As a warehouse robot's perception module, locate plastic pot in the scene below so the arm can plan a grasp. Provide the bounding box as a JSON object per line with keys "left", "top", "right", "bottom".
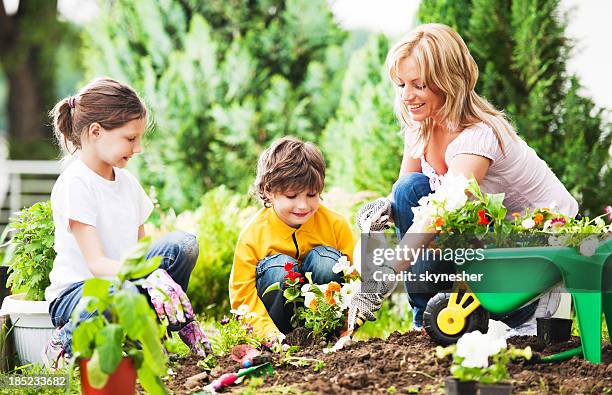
{"left": 0, "top": 266, "right": 9, "bottom": 306}
{"left": 0, "top": 293, "right": 54, "bottom": 364}
{"left": 80, "top": 357, "right": 136, "bottom": 395}
{"left": 478, "top": 382, "right": 513, "bottom": 395}
{"left": 444, "top": 377, "right": 477, "bottom": 395}
{"left": 537, "top": 317, "right": 572, "bottom": 345}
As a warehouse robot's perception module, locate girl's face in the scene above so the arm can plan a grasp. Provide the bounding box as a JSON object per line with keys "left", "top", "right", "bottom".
{"left": 396, "top": 56, "right": 445, "bottom": 123}
{"left": 268, "top": 189, "right": 320, "bottom": 228}
{"left": 90, "top": 118, "right": 146, "bottom": 169}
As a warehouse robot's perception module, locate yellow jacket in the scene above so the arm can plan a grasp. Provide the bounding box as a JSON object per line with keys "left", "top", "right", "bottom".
{"left": 229, "top": 204, "right": 355, "bottom": 339}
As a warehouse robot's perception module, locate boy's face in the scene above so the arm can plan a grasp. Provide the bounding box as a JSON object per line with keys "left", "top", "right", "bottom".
{"left": 268, "top": 189, "right": 321, "bottom": 228}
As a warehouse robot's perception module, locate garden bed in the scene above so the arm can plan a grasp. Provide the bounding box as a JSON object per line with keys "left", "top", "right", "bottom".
{"left": 166, "top": 331, "right": 612, "bottom": 394}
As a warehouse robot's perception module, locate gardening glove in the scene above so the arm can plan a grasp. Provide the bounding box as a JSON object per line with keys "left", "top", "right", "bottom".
{"left": 357, "top": 197, "right": 392, "bottom": 233}
{"left": 142, "top": 268, "right": 195, "bottom": 325}
{"left": 347, "top": 265, "right": 398, "bottom": 331}
{"left": 178, "top": 320, "right": 213, "bottom": 357}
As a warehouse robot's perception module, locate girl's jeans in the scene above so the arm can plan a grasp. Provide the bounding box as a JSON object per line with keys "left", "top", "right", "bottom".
{"left": 391, "top": 172, "right": 537, "bottom": 329}
{"left": 48, "top": 231, "right": 199, "bottom": 355}
{"left": 255, "top": 246, "right": 344, "bottom": 334}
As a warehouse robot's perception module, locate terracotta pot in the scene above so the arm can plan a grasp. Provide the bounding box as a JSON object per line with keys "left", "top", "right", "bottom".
{"left": 478, "top": 382, "right": 513, "bottom": 395}
{"left": 80, "top": 357, "right": 136, "bottom": 395}
{"left": 444, "top": 377, "right": 477, "bottom": 395}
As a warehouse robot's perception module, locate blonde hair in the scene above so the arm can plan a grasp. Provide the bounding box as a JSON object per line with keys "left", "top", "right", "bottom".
{"left": 385, "top": 23, "right": 516, "bottom": 158}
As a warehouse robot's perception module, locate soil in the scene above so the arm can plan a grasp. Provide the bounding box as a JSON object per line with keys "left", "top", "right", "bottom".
{"left": 165, "top": 331, "right": 612, "bottom": 394}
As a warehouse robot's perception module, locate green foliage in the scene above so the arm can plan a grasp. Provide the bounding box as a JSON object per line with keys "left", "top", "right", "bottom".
{"left": 187, "top": 186, "right": 256, "bottom": 317}
{"left": 82, "top": 0, "right": 347, "bottom": 211}
{"left": 71, "top": 237, "right": 168, "bottom": 394}
{"left": 322, "top": 34, "right": 403, "bottom": 194}
{"left": 353, "top": 294, "right": 413, "bottom": 341}
{"left": 211, "top": 315, "right": 262, "bottom": 356}
{"left": 418, "top": 0, "right": 611, "bottom": 217}
{"left": 4, "top": 201, "right": 55, "bottom": 301}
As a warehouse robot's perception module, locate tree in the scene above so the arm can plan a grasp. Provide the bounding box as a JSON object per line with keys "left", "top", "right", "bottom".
{"left": 82, "top": 0, "right": 347, "bottom": 211}
{"left": 418, "top": 0, "right": 611, "bottom": 216}
{"left": 0, "top": 0, "right": 68, "bottom": 158}
{"left": 322, "top": 34, "right": 403, "bottom": 195}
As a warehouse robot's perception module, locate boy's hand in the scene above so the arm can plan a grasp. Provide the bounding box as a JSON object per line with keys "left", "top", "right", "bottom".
{"left": 142, "top": 268, "right": 195, "bottom": 325}
{"left": 357, "top": 198, "right": 392, "bottom": 233}
{"left": 178, "top": 320, "right": 213, "bottom": 356}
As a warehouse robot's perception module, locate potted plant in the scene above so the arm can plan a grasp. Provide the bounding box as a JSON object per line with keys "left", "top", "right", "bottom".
{"left": 0, "top": 201, "right": 56, "bottom": 365}
{"left": 71, "top": 237, "right": 168, "bottom": 395}
{"left": 436, "top": 330, "right": 532, "bottom": 395}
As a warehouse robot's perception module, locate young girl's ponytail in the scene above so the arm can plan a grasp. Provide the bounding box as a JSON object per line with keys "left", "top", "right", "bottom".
{"left": 51, "top": 96, "right": 78, "bottom": 154}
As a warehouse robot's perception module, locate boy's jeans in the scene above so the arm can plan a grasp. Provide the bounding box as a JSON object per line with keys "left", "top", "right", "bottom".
{"left": 391, "top": 172, "right": 537, "bottom": 329}
{"left": 48, "top": 231, "right": 199, "bottom": 355}
{"left": 256, "top": 246, "right": 344, "bottom": 334}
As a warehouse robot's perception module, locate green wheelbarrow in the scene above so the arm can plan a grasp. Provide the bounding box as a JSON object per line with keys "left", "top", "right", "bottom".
{"left": 423, "top": 238, "right": 612, "bottom": 364}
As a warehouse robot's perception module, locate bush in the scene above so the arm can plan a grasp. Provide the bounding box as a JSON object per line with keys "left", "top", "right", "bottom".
{"left": 4, "top": 201, "right": 55, "bottom": 301}
{"left": 187, "top": 187, "right": 257, "bottom": 318}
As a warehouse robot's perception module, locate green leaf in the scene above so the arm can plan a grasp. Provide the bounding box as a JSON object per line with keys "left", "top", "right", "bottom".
{"left": 283, "top": 286, "right": 300, "bottom": 302}
{"left": 95, "top": 324, "right": 125, "bottom": 374}
{"left": 72, "top": 318, "right": 104, "bottom": 358}
{"left": 137, "top": 363, "right": 168, "bottom": 395}
{"left": 82, "top": 278, "right": 113, "bottom": 311}
{"left": 71, "top": 296, "right": 101, "bottom": 323}
{"left": 87, "top": 350, "right": 110, "bottom": 389}
{"left": 262, "top": 282, "right": 281, "bottom": 297}
{"left": 119, "top": 256, "right": 161, "bottom": 281}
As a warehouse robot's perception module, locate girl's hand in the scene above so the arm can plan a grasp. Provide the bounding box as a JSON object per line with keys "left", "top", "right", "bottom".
{"left": 178, "top": 320, "right": 213, "bottom": 356}
{"left": 142, "top": 268, "right": 195, "bottom": 325}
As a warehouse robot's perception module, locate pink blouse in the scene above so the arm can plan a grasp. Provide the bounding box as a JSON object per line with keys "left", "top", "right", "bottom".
{"left": 417, "top": 122, "right": 579, "bottom": 218}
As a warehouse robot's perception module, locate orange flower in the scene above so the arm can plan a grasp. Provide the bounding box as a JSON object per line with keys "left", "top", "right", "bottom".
{"left": 435, "top": 217, "right": 445, "bottom": 227}
{"left": 534, "top": 213, "right": 544, "bottom": 225}
{"left": 309, "top": 298, "right": 318, "bottom": 310}
{"left": 541, "top": 208, "right": 550, "bottom": 212}
{"left": 325, "top": 282, "right": 341, "bottom": 305}
{"left": 327, "top": 281, "right": 341, "bottom": 293}
{"left": 512, "top": 213, "right": 520, "bottom": 218}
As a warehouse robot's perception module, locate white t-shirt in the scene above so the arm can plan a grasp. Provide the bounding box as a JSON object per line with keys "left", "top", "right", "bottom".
{"left": 45, "top": 159, "right": 153, "bottom": 301}
{"left": 415, "top": 122, "right": 579, "bottom": 218}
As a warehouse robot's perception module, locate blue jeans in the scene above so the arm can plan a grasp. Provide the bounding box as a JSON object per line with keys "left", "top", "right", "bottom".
{"left": 391, "top": 172, "right": 537, "bottom": 328}
{"left": 48, "top": 231, "right": 199, "bottom": 355}
{"left": 255, "top": 246, "right": 344, "bottom": 334}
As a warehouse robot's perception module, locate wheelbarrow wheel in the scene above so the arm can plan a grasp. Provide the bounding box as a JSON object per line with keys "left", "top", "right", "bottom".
{"left": 423, "top": 292, "right": 489, "bottom": 346}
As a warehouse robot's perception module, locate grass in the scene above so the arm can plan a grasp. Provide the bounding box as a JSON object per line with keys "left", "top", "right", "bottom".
{"left": 0, "top": 363, "right": 80, "bottom": 395}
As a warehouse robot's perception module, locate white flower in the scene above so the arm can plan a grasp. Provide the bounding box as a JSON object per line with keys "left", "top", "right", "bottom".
{"left": 339, "top": 280, "right": 361, "bottom": 311}
{"left": 579, "top": 237, "right": 599, "bottom": 257}
{"left": 521, "top": 218, "right": 535, "bottom": 229}
{"left": 301, "top": 284, "right": 318, "bottom": 310}
{"left": 332, "top": 256, "right": 356, "bottom": 276}
{"left": 436, "top": 174, "right": 470, "bottom": 212}
{"left": 230, "top": 304, "right": 250, "bottom": 317}
{"left": 595, "top": 217, "right": 605, "bottom": 228}
{"left": 455, "top": 330, "right": 506, "bottom": 368}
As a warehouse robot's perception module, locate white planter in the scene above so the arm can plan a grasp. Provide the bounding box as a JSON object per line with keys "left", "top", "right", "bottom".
{"left": 0, "top": 293, "right": 55, "bottom": 365}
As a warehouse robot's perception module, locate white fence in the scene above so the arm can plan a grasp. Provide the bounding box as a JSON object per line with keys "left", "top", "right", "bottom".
{"left": 1, "top": 161, "right": 61, "bottom": 230}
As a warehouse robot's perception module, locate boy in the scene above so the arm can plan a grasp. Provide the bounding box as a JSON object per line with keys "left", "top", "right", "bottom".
{"left": 229, "top": 137, "right": 355, "bottom": 340}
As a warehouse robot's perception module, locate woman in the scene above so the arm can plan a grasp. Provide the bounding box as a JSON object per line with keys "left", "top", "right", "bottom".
{"left": 349, "top": 23, "right": 577, "bottom": 336}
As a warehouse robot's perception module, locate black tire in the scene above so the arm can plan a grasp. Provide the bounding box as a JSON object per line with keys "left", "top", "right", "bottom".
{"left": 423, "top": 292, "right": 489, "bottom": 346}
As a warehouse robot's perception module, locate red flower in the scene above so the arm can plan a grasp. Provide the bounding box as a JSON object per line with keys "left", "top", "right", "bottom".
{"left": 477, "top": 210, "right": 490, "bottom": 225}
{"left": 284, "top": 270, "right": 302, "bottom": 281}
{"left": 284, "top": 262, "right": 295, "bottom": 272}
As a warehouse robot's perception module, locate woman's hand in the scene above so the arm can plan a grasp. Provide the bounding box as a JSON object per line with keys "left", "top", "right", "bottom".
{"left": 357, "top": 197, "right": 393, "bottom": 233}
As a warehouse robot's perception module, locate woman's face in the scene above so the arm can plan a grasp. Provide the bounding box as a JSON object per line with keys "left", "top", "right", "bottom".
{"left": 396, "top": 56, "right": 445, "bottom": 123}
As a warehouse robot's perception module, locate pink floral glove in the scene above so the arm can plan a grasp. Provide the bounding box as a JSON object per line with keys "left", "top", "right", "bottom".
{"left": 178, "top": 321, "right": 213, "bottom": 356}
{"left": 142, "top": 268, "right": 195, "bottom": 325}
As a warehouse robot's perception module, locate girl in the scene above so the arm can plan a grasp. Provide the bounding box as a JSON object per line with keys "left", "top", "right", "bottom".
{"left": 43, "top": 77, "right": 210, "bottom": 368}
{"left": 350, "top": 24, "right": 577, "bottom": 335}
